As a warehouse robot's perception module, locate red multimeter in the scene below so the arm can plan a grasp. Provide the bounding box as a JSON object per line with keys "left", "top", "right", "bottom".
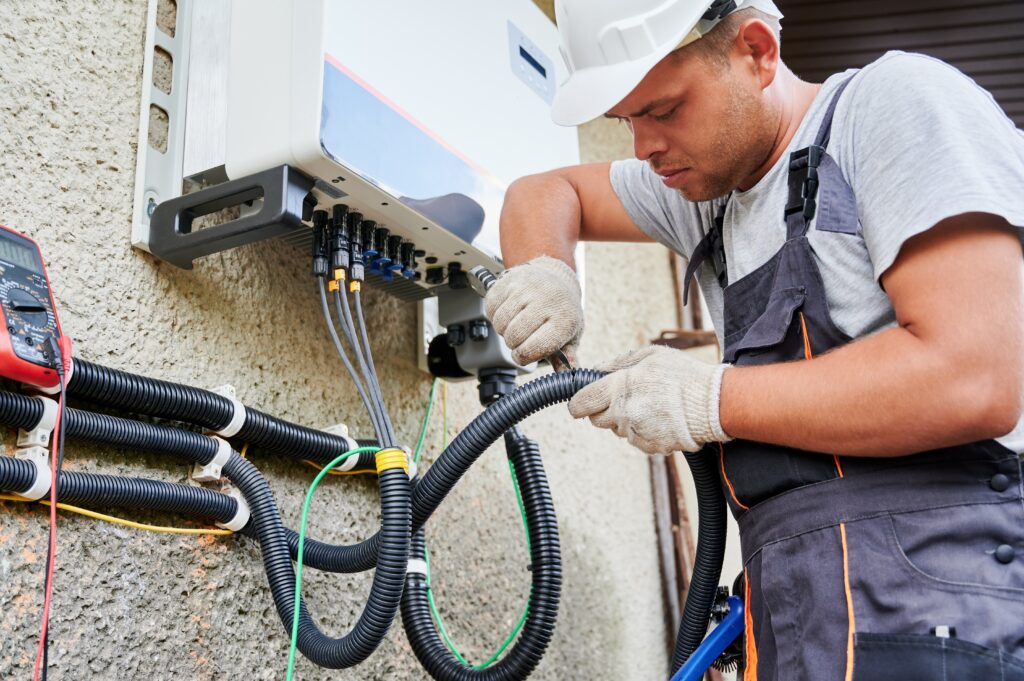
{"left": 0, "top": 224, "right": 65, "bottom": 389}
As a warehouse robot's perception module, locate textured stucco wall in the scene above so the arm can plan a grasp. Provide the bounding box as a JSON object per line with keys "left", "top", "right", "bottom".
{"left": 0, "top": 1, "right": 681, "bottom": 679}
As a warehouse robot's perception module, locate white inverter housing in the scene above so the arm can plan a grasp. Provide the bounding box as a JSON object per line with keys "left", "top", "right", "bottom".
{"left": 136, "top": 0, "right": 580, "bottom": 300}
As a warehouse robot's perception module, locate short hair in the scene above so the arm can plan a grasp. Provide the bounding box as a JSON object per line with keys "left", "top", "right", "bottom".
{"left": 673, "top": 8, "right": 782, "bottom": 68}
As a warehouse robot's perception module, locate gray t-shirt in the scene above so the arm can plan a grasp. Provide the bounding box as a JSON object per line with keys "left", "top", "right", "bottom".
{"left": 610, "top": 51, "right": 1024, "bottom": 452}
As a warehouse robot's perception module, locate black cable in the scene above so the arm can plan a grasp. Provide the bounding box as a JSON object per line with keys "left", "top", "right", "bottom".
{"left": 66, "top": 358, "right": 234, "bottom": 430}
{"left": 67, "top": 357, "right": 363, "bottom": 467}
{"left": 0, "top": 460, "right": 239, "bottom": 525}
{"left": 43, "top": 358, "right": 726, "bottom": 671}
{"left": 402, "top": 430, "right": 561, "bottom": 680}
{"left": 223, "top": 451, "right": 411, "bottom": 669}
{"left": 672, "top": 450, "right": 727, "bottom": 671}
{"left": 283, "top": 371, "right": 602, "bottom": 574}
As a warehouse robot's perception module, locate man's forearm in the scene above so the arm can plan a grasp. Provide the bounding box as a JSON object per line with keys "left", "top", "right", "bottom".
{"left": 719, "top": 325, "right": 1021, "bottom": 456}
{"left": 499, "top": 173, "right": 582, "bottom": 268}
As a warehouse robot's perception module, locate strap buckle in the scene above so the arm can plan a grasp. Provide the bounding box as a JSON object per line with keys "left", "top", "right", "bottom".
{"left": 785, "top": 145, "right": 825, "bottom": 221}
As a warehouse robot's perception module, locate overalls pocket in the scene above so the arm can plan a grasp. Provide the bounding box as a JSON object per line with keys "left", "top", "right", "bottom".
{"left": 844, "top": 507, "right": 1024, "bottom": 665}
{"left": 723, "top": 287, "right": 806, "bottom": 364}
{"left": 852, "top": 633, "right": 1024, "bottom": 681}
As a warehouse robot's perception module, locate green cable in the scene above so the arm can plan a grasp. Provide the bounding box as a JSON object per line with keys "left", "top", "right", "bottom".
{"left": 286, "top": 445, "right": 381, "bottom": 681}
{"left": 422, "top": 446, "right": 533, "bottom": 667}
{"left": 413, "top": 378, "right": 438, "bottom": 464}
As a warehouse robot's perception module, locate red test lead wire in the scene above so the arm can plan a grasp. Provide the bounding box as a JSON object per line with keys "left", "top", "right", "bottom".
{"left": 32, "top": 338, "right": 71, "bottom": 681}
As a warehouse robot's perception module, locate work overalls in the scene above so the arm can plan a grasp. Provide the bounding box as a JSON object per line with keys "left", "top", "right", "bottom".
{"left": 684, "top": 79, "right": 1024, "bottom": 680}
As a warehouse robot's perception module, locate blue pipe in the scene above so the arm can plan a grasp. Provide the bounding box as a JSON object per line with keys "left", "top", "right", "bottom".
{"left": 669, "top": 595, "right": 744, "bottom": 681}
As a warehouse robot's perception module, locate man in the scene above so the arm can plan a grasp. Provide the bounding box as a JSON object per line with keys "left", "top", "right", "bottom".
{"left": 483, "top": 0, "right": 1024, "bottom": 679}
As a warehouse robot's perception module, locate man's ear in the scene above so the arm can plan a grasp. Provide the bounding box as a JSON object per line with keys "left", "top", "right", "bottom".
{"left": 733, "top": 19, "right": 779, "bottom": 89}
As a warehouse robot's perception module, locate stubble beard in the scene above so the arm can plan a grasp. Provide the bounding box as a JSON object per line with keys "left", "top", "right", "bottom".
{"left": 675, "top": 89, "right": 776, "bottom": 203}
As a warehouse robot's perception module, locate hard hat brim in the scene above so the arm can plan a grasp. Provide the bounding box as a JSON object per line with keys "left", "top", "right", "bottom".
{"left": 551, "top": 53, "right": 670, "bottom": 127}
{"left": 550, "top": 9, "right": 708, "bottom": 127}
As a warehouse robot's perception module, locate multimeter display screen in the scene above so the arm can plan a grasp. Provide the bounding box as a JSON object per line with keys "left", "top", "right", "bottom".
{"left": 0, "top": 239, "right": 42, "bottom": 274}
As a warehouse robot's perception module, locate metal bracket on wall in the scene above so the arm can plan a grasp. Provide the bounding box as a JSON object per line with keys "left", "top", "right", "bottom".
{"left": 132, "top": 0, "right": 193, "bottom": 253}
{"left": 149, "top": 164, "right": 316, "bottom": 269}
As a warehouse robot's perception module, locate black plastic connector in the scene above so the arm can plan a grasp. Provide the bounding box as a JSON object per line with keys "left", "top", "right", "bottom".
{"left": 311, "top": 209, "right": 329, "bottom": 278}
{"left": 400, "top": 242, "right": 416, "bottom": 279}
{"left": 447, "top": 262, "right": 468, "bottom": 290}
{"left": 360, "top": 220, "right": 377, "bottom": 260}
{"left": 346, "top": 212, "right": 365, "bottom": 281}
{"left": 330, "top": 204, "right": 350, "bottom": 271}
{"left": 371, "top": 226, "right": 391, "bottom": 267}
{"left": 386, "top": 236, "right": 404, "bottom": 272}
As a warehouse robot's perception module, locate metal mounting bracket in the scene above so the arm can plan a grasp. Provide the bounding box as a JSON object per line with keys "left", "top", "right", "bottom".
{"left": 148, "top": 164, "right": 316, "bottom": 269}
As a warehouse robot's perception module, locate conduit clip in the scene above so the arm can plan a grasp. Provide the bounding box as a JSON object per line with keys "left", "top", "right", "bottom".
{"left": 18, "top": 395, "right": 58, "bottom": 449}
{"left": 322, "top": 422, "right": 360, "bottom": 471}
{"left": 210, "top": 384, "right": 247, "bottom": 438}
{"left": 217, "top": 482, "right": 251, "bottom": 532}
{"left": 406, "top": 559, "right": 428, "bottom": 576}
{"left": 192, "top": 436, "right": 233, "bottom": 483}
{"left": 13, "top": 446, "right": 51, "bottom": 501}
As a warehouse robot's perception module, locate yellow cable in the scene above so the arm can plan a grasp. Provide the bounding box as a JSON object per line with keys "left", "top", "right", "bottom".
{"left": 0, "top": 495, "right": 233, "bottom": 536}
{"left": 240, "top": 442, "right": 249, "bottom": 459}
{"left": 302, "top": 459, "right": 375, "bottom": 476}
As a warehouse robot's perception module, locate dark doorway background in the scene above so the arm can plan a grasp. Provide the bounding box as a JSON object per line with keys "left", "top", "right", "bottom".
{"left": 780, "top": 0, "right": 1024, "bottom": 127}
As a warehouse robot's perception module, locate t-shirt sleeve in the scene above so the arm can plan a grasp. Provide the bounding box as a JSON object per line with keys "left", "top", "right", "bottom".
{"left": 609, "top": 159, "right": 705, "bottom": 256}
{"left": 841, "top": 53, "right": 1024, "bottom": 281}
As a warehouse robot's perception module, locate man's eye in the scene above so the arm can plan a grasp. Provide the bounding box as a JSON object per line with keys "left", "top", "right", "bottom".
{"left": 652, "top": 105, "right": 679, "bottom": 123}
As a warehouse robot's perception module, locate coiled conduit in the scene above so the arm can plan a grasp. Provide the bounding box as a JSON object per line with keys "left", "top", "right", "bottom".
{"left": 16, "top": 361, "right": 726, "bottom": 674}
{"left": 401, "top": 429, "right": 561, "bottom": 680}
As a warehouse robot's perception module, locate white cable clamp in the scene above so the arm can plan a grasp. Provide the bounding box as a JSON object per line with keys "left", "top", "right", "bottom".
{"left": 213, "top": 397, "right": 246, "bottom": 438}
{"left": 407, "top": 558, "right": 429, "bottom": 576}
{"left": 216, "top": 485, "right": 251, "bottom": 532}
{"left": 323, "top": 423, "right": 360, "bottom": 471}
{"left": 407, "top": 460, "right": 418, "bottom": 480}
{"left": 192, "top": 436, "right": 233, "bottom": 483}
{"left": 13, "top": 446, "right": 51, "bottom": 501}
{"left": 17, "top": 396, "right": 58, "bottom": 449}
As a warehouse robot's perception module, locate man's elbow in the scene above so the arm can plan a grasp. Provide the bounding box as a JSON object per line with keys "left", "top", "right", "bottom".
{"left": 960, "top": 368, "right": 1023, "bottom": 440}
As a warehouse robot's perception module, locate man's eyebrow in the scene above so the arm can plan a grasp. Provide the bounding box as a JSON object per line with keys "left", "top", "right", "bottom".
{"left": 603, "top": 97, "right": 677, "bottom": 120}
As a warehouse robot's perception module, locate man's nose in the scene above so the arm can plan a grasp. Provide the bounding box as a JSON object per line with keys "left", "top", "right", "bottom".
{"left": 631, "top": 118, "right": 668, "bottom": 161}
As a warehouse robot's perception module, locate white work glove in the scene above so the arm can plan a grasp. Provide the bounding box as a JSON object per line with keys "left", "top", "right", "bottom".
{"left": 568, "top": 345, "right": 732, "bottom": 454}
{"left": 485, "top": 256, "right": 583, "bottom": 366}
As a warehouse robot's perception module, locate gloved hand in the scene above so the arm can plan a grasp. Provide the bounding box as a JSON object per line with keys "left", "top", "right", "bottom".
{"left": 485, "top": 255, "right": 583, "bottom": 366}
{"left": 568, "top": 345, "right": 731, "bottom": 454}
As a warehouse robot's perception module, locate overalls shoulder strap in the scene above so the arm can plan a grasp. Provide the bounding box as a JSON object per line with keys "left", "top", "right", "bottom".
{"left": 682, "top": 76, "right": 857, "bottom": 305}
{"left": 784, "top": 76, "right": 856, "bottom": 240}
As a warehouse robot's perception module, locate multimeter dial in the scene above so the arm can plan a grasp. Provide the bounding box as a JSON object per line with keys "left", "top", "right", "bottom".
{"left": 1, "top": 281, "right": 57, "bottom": 366}
{"left": 0, "top": 225, "right": 64, "bottom": 389}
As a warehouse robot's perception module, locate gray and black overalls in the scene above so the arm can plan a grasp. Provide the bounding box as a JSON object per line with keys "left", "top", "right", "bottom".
{"left": 684, "top": 79, "right": 1024, "bottom": 680}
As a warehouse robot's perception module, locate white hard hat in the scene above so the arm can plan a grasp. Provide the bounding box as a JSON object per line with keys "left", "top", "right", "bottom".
{"left": 551, "top": 0, "right": 783, "bottom": 126}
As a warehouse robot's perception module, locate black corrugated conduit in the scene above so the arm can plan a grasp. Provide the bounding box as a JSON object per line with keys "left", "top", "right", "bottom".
{"left": 401, "top": 429, "right": 561, "bottom": 680}
{"left": 673, "top": 450, "right": 727, "bottom": 671}
{"left": 65, "top": 408, "right": 219, "bottom": 465}
{"left": 0, "top": 455, "right": 38, "bottom": 495}
{"left": 67, "top": 358, "right": 366, "bottom": 467}
{"left": 0, "top": 457, "right": 237, "bottom": 524}
{"left": 67, "top": 358, "right": 234, "bottom": 430}
{"left": 223, "top": 452, "right": 411, "bottom": 669}
{"left": 14, "top": 361, "right": 726, "bottom": 672}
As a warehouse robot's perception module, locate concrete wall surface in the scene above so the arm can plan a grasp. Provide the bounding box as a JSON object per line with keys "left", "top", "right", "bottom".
{"left": 0, "top": 1, "right": 681, "bottom": 678}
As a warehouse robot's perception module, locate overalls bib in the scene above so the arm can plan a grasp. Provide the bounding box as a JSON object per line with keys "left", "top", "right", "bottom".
{"left": 684, "top": 79, "right": 1024, "bottom": 680}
